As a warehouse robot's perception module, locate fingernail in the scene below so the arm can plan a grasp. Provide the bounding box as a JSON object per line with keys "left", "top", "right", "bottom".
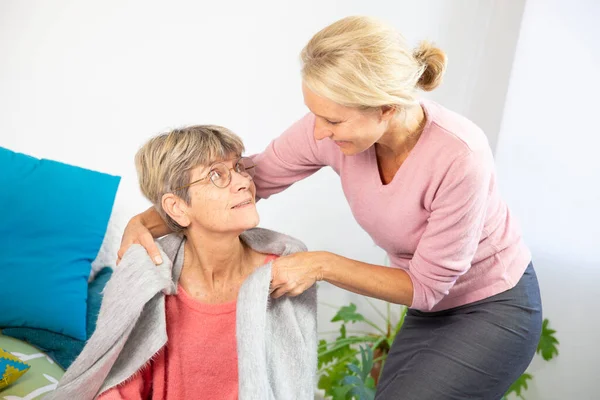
{"left": 154, "top": 255, "right": 163, "bottom": 265}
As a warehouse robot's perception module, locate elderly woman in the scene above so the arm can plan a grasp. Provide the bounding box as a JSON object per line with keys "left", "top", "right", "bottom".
{"left": 46, "top": 126, "right": 317, "bottom": 400}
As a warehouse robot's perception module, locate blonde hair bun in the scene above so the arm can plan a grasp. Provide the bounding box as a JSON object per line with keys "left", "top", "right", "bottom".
{"left": 413, "top": 40, "right": 447, "bottom": 92}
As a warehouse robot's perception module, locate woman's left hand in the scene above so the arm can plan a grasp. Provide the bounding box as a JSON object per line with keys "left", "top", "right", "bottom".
{"left": 270, "top": 251, "right": 330, "bottom": 298}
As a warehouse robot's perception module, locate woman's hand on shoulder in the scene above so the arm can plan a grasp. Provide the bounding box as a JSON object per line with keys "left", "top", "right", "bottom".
{"left": 117, "top": 216, "right": 163, "bottom": 266}
{"left": 269, "top": 251, "right": 329, "bottom": 298}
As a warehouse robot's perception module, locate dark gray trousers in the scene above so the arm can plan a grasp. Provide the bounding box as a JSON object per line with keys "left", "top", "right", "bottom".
{"left": 375, "top": 263, "right": 543, "bottom": 400}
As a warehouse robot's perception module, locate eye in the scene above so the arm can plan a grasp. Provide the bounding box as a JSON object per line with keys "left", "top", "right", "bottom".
{"left": 325, "top": 119, "right": 341, "bottom": 125}
{"left": 209, "top": 169, "right": 224, "bottom": 180}
{"left": 234, "top": 162, "right": 244, "bottom": 174}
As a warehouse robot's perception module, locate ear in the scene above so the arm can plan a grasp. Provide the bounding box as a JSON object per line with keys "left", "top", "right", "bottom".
{"left": 379, "top": 105, "right": 397, "bottom": 122}
{"left": 162, "top": 193, "right": 191, "bottom": 228}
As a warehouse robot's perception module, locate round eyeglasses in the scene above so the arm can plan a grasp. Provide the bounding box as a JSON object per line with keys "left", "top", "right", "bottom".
{"left": 171, "top": 157, "right": 255, "bottom": 191}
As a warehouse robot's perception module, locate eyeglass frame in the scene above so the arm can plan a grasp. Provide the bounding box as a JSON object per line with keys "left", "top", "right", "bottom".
{"left": 170, "top": 157, "right": 255, "bottom": 192}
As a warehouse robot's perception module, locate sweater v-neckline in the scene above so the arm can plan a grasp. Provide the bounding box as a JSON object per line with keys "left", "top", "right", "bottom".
{"left": 369, "top": 104, "right": 431, "bottom": 189}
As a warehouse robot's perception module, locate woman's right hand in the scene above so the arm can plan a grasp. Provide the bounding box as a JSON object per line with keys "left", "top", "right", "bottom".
{"left": 117, "top": 216, "right": 163, "bottom": 266}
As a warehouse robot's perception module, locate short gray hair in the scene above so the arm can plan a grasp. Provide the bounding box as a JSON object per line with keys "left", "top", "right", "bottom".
{"left": 135, "top": 125, "right": 245, "bottom": 232}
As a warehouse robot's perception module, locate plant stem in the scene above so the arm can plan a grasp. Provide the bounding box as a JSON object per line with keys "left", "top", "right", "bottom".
{"left": 318, "top": 336, "right": 377, "bottom": 349}
{"left": 362, "top": 319, "right": 388, "bottom": 336}
{"left": 371, "top": 336, "right": 387, "bottom": 351}
{"left": 319, "top": 330, "right": 375, "bottom": 336}
{"left": 364, "top": 296, "right": 388, "bottom": 324}
{"left": 394, "top": 306, "right": 407, "bottom": 335}
{"left": 319, "top": 301, "right": 342, "bottom": 310}
{"left": 373, "top": 356, "right": 386, "bottom": 364}
{"left": 318, "top": 337, "right": 378, "bottom": 357}
{"left": 386, "top": 301, "right": 391, "bottom": 324}
{"left": 378, "top": 358, "right": 386, "bottom": 383}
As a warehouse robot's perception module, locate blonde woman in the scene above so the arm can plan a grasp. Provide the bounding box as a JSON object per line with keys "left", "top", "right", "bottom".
{"left": 118, "top": 16, "right": 542, "bottom": 399}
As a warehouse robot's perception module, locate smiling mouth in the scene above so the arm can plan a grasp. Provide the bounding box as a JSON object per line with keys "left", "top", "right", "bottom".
{"left": 231, "top": 199, "right": 253, "bottom": 209}
{"left": 334, "top": 140, "right": 351, "bottom": 146}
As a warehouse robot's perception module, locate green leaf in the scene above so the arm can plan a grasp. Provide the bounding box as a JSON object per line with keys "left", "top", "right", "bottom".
{"left": 331, "top": 384, "right": 352, "bottom": 400}
{"left": 318, "top": 326, "right": 361, "bottom": 397}
{"left": 342, "top": 375, "right": 363, "bottom": 386}
{"left": 504, "top": 373, "right": 533, "bottom": 399}
{"left": 349, "top": 385, "right": 376, "bottom": 400}
{"left": 318, "top": 371, "right": 336, "bottom": 393}
{"left": 335, "top": 346, "right": 376, "bottom": 400}
{"left": 358, "top": 346, "right": 374, "bottom": 381}
{"left": 318, "top": 340, "right": 330, "bottom": 369}
{"left": 319, "top": 336, "right": 376, "bottom": 362}
{"left": 319, "top": 360, "right": 352, "bottom": 398}
{"left": 332, "top": 303, "right": 366, "bottom": 324}
{"left": 537, "top": 319, "right": 559, "bottom": 361}
{"left": 319, "top": 339, "right": 357, "bottom": 369}
{"left": 347, "top": 363, "right": 362, "bottom": 376}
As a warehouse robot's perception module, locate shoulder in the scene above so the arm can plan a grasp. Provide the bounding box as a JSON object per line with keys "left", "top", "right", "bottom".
{"left": 422, "top": 100, "right": 491, "bottom": 156}
{"left": 419, "top": 100, "right": 495, "bottom": 176}
{"left": 157, "top": 233, "right": 185, "bottom": 259}
{"left": 241, "top": 227, "right": 308, "bottom": 255}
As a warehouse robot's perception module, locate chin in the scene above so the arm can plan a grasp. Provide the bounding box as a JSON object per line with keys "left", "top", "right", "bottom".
{"left": 339, "top": 145, "right": 368, "bottom": 156}
{"left": 238, "top": 211, "right": 260, "bottom": 231}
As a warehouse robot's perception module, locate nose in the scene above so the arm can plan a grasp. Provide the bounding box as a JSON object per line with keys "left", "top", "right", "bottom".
{"left": 230, "top": 170, "right": 253, "bottom": 192}
{"left": 313, "top": 121, "right": 333, "bottom": 141}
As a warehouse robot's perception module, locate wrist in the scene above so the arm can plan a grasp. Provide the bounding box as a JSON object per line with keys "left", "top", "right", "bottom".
{"left": 137, "top": 212, "right": 149, "bottom": 227}
{"left": 317, "top": 251, "right": 337, "bottom": 282}
{"left": 127, "top": 213, "right": 145, "bottom": 232}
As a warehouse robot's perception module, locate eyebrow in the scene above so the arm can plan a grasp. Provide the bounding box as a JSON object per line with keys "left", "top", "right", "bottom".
{"left": 319, "top": 114, "right": 341, "bottom": 121}
{"left": 309, "top": 110, "right": 342, "bottom": 122}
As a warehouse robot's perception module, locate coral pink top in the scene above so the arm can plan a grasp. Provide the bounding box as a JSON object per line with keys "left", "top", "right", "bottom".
{"left": 98, "top": 254, "right": 278, "bottom": 399}
{"left": 252, "top": 100, "right": 531, "bottom": 311}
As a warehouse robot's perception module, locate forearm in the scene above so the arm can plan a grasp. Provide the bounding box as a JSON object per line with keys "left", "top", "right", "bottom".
{"left": 321, "top": 252, "right": 414, "bottom": 307}
{"left": 138, "top": 206, "right": 172, "bottom": 238}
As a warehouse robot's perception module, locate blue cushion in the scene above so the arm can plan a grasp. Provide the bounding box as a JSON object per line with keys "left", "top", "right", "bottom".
{"left": 0, "top": 147, "right": 120, "bottom": 340}
{"left": 2, "top": 267, "right": 113, "bottom": 369}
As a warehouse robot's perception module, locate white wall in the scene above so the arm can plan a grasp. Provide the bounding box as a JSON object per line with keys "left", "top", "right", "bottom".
{"left": 0, "top": 0, "right": 523, "bottom": 327}
{"left": 0, "top": 0, "right": 530, "bottom": 386}
{"left": 495, "top": 0, "right": 600, "bottom": 398}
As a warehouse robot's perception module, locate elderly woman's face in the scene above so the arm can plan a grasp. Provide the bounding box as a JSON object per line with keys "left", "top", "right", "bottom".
{"left": 184, "top": 157, "right": 259, "bottom": 234}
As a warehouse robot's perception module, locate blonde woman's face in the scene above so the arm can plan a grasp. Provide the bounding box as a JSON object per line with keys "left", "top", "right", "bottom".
{"left": 302, "top": 84, "right": 390, "bottom": 156}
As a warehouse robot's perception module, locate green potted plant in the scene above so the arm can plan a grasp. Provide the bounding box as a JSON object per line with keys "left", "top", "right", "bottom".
{"left": 317, "top": 300, "right": 559, "bottom": 400}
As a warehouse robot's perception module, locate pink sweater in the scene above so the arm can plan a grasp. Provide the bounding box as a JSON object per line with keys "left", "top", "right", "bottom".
{"left": 252, "top": 100, "right": 531, "bottom": 312}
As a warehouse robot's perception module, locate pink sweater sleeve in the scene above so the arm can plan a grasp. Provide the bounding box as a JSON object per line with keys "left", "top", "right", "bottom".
{"left": 406, "top": 150, "right": 492, "bottom": 311}
{"left": 251, "top": 113, "right": 326, "bottom": 200}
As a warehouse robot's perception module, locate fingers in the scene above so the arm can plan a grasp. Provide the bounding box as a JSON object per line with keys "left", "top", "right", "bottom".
{"left": 269, "top": 256, "right": 313, "bottom": 298}
{"left": 140, "top": 232, "right": 162, "bottom": 265}
{"left": 270, "top": 285, "right": 289, "bottom": 299}
{"left": 269, "top": 282, "right": 309, "bottom": 299}
{"left": 116, "top": 241, "right": 131, "bottom": 266}
{"left": 286, "top": 287, "right": 306, "bottom": 297}
{"left": 116, "top": 232, "right": 162, "bottom": 266}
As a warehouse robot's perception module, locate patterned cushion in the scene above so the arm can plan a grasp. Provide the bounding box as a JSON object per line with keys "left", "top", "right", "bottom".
{"left": 0, "top": 348, "right": 30, "bottom": 390}
{"left": 0, "top": 333, "right": 64, "bottom": 399}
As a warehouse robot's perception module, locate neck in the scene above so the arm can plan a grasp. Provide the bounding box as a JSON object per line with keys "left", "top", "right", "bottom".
{"left": 184, "top": 228, "right": 249, "bottom": 286}
{"left": 376, "top": 104, "right": 426, "bottom": 158}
